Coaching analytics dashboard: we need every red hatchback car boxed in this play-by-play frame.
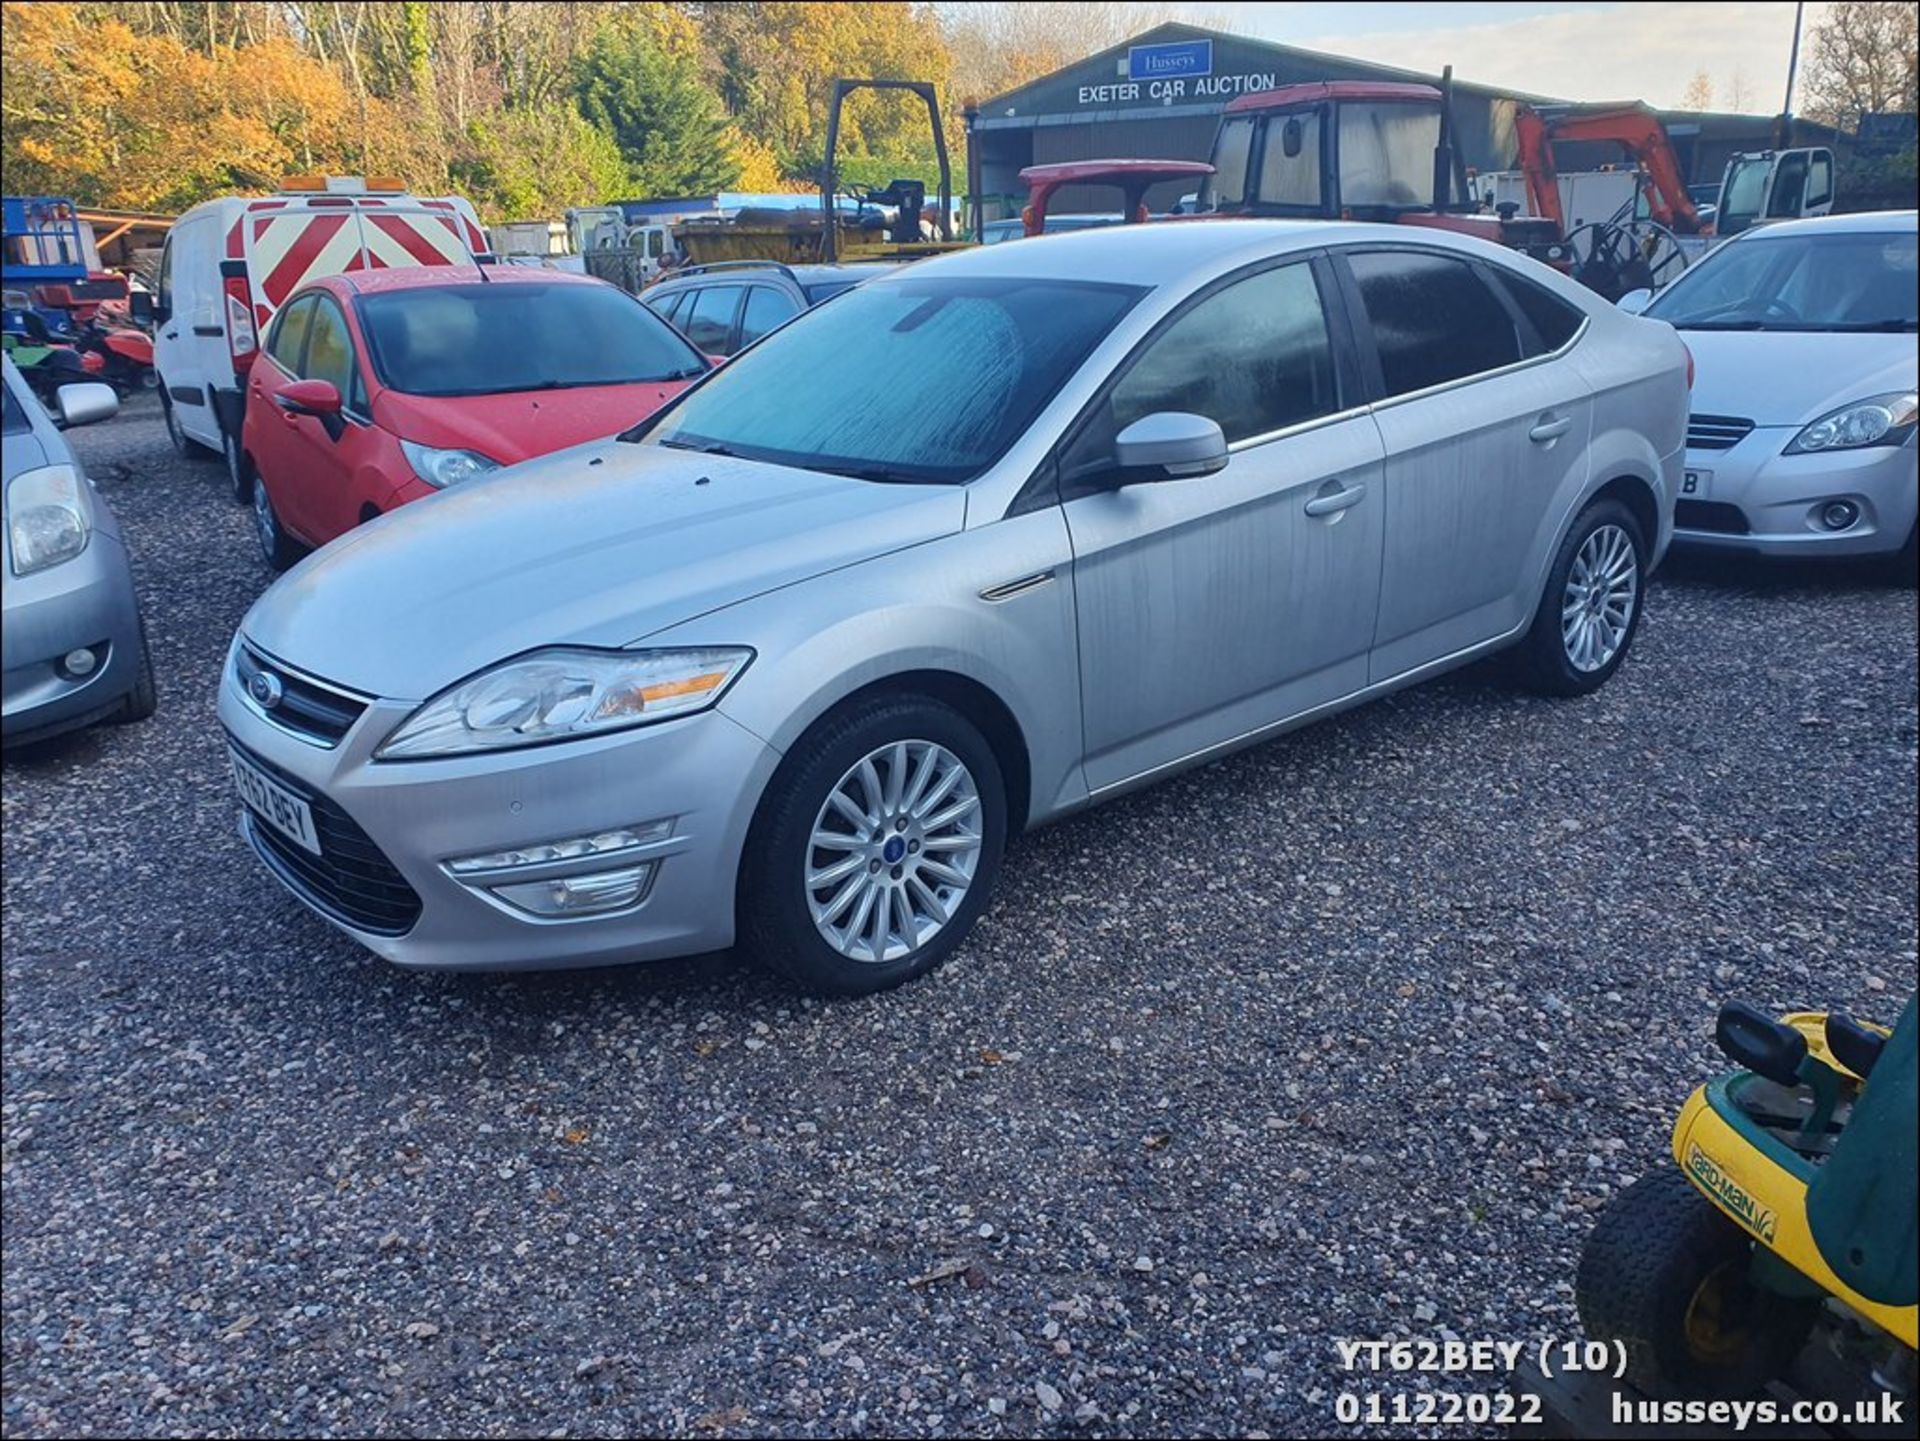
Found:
[239,265,707,567]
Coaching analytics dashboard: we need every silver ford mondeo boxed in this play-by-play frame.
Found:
[220,221,1685,994]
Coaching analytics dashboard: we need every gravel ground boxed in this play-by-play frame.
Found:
[3,395,1915,1439]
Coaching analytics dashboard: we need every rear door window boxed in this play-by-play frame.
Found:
[683,286,742,353]
[738,286,799,348]
[1346,250,1525,397]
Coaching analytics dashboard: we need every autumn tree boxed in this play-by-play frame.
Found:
[1680,70,1714,111]
[1799,0,1920,128]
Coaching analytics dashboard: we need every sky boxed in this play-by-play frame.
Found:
[1108,2,1818,112]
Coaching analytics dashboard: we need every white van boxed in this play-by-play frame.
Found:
[154,177,491,496]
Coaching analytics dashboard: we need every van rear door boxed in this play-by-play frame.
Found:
[236,197,485,335]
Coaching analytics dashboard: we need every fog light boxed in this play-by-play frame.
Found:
[59,647,98,678]
[447,820,671,875]
[488,862,655,918]
[1819,500,1860,531]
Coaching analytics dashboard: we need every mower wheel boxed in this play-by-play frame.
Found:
[1576,1167,1819,1402]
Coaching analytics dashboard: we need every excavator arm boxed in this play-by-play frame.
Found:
[1514,102,1705,235]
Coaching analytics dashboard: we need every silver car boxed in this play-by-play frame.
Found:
[220,221,1685,994]
[3,359,156,746]
[1631,210,1917,566]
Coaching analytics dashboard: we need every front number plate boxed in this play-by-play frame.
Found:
[230,747,322,856]
[1681,468,1713,499]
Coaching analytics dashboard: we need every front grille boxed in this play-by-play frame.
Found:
[1687,414,1756,450]
[233,740,422,935]
[1675,500,1751,535]
[234,643,368,747]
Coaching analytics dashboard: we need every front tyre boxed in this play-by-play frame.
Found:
[1577,1168,1819,1401]
[1515,497,1646,696]
[738,696,1007,996]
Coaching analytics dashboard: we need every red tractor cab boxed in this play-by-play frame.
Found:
[1019,159,1217,238]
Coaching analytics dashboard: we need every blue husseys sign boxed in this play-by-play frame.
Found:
[1128,39,1212,82]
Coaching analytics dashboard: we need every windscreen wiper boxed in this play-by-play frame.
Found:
[658,437,741,458]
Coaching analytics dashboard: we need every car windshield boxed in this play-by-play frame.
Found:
[357,282,706,397]
[642,275,1144,483]
[1646,229,1918,332]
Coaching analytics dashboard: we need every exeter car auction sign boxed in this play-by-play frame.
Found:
[1076,38,1278,106]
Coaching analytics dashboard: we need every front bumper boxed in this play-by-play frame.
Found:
[2,530,146,745]
[217,646,781,970]
[1671,431,1918,559]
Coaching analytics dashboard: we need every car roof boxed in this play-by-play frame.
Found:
[649,262,885,290]
[315,264,601,297]
[872,218,1452,289]
[1740,209,1918,240]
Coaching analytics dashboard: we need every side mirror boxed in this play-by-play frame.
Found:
[1616,288,1654,315]
[276,378,342,417]
[1112,412,1228,482]
[54,381,119,429]
[128,292,154,327]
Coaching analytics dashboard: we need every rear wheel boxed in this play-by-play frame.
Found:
[737,696,1007,996]
[252,474,304,572]
[1577,1168,1819,1402]
[160,393,213,460]
[1514,498,1646,696]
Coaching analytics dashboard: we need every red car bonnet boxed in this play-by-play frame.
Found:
[370,379,693,466]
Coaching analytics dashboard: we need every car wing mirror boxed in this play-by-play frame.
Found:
[276,378,345,440]
[128,292,154,327]
[1112,411,1229,482]
[54,381,119,429]
[1616,287,1654,315]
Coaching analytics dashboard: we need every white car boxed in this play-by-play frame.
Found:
[1627,210,1917,568]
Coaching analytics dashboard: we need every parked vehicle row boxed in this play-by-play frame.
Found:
[219,219,1688,994]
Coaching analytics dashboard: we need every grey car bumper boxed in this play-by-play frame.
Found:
[217,658,782,970]
[1672,432,1919,559]
[2,530,146,745]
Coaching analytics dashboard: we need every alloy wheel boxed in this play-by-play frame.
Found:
[1561,522,1638,672]
[805,739,983,964]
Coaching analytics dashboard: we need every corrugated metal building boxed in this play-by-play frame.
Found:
[962,22,1837,228]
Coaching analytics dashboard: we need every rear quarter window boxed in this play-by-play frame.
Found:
[1489,268,1587,354]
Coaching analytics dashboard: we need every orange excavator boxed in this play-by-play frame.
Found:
[1033,70,1709,299]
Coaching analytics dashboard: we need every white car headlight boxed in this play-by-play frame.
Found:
[1784,392,1918,454]
[400,439,501,489]
[7,463,93,575]
[377,647,753,759]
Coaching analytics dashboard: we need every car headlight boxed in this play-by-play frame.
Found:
[1784,392,1918,454]
[7,463,92,575]
[399,439,501,489]
[377,646,753,759]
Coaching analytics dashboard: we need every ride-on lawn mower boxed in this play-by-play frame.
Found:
[1576,996,1916,1416]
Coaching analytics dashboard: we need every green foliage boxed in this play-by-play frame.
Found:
[451,105,629,219]
[571,19,742,197]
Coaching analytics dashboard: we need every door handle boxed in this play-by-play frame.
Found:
[1529,414,1574,443]
[191,324,224,337]
[1304,482,1367,518]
